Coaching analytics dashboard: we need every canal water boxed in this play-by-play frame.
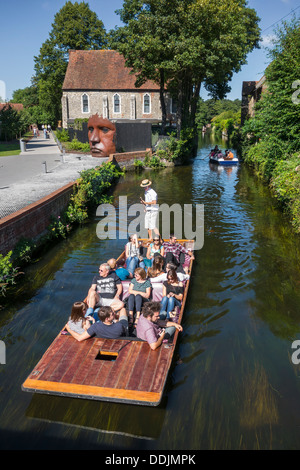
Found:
[1,133,300,450]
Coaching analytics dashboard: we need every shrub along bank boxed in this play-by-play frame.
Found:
[241,18,300,231]
[0,162,122,300]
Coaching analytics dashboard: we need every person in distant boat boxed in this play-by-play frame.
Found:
[136,301,183,350]
[163,234,194,273]
[224,149,234,160]
[65,306,128,341]
[211,145,219,156]
[85,263,124,320]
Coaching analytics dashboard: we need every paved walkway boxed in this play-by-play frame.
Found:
[0,132,107,219]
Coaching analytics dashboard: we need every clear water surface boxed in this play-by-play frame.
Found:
[1,133,300,450]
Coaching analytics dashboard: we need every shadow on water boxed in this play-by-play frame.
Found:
[2,133,300,449]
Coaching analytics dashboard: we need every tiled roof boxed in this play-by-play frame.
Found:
[62,50,160,91]
[0,103,24,112]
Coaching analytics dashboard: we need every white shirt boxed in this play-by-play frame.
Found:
[145,188,158,211]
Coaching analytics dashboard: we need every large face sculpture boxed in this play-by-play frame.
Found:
[88,114,116,158]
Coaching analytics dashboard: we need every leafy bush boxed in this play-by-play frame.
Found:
[12,238,36,264]
[52,162,122,233]
[56,128,70,142]
[67,138,90,152]
[0,251,21,296]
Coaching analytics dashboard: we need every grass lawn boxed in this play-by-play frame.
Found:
[0,133,33,156]
[0,142,21,156]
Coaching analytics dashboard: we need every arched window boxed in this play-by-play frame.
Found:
[143,93,151,114]
[82,93,89,113]
[114,94,121,113]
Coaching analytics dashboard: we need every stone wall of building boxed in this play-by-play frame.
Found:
[62,90,172,128]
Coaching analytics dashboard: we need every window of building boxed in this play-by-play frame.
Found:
[114,94,121,113]
[82,93,89,113]
[171,98,177,114]
[143,93,151,114]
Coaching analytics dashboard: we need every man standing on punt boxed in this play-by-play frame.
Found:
[140,179,160,240]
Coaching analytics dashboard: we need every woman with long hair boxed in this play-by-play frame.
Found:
[128,267,151,326]
[67,301,93,334]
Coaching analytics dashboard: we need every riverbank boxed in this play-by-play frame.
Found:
[242,147,300,233]
[0,161,122,301]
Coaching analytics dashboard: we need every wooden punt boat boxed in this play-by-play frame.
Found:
[22,239,194,407]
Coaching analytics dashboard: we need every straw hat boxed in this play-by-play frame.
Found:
[140,179,152,187]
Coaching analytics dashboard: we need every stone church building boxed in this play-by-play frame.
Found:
[61,49,175,129]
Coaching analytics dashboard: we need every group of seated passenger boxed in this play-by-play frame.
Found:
[125,233,165,274]
[64,301,183,351]
[210,145,234,160]
[63,233,193,350]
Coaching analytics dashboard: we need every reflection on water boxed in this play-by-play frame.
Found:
[1,133,300,449]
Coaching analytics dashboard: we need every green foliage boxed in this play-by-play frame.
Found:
[241,18,300,230]
[153,127,197,163]
[48,215,72,239]
[12,238,36,264]
[0,104,28,141]
[0,251,20,296]
[111,0,260,134]
[133,159,144,169]
[270,154,300,232]
[66,138,90,152]
[196,98,242,129]
[244,137,289,181]
[33,1,107,124]
[62,162,122,228]
[11,86,39,108]
[55,128,70,142]
[211,110,241,134]
[242,18,300,175]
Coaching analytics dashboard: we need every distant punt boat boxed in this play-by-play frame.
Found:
[209,152,239,166]
[22,239,194,407]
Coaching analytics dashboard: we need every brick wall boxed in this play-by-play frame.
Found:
[108,149,152,170]
[0,183,75,256]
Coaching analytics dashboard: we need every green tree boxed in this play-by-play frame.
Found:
[10,86,39,108]
[242,17,300,179]
[33,1,107,125]
[196,98,241,129]
[111,0,260,136]
[0,104,28,141]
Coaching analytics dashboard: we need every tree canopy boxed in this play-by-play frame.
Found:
[110,0,260,135]
[242,17,300,180]
[33,1,107,124]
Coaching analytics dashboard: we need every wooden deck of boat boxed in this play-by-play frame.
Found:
[22,332,179,405]
[22,239,193,406]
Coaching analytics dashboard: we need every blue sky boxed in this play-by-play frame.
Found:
[0,0,299,102]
